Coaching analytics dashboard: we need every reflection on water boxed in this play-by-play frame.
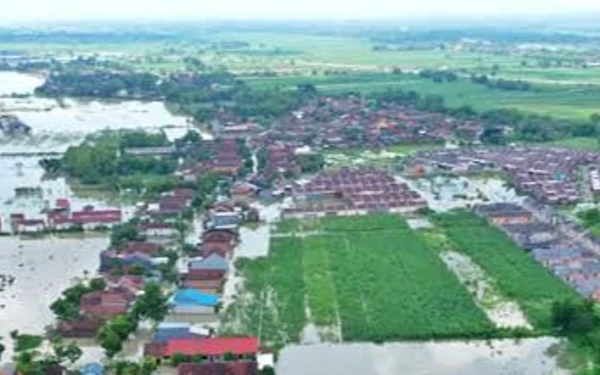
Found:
[0,71,196,152]
[277,338,567,375]
[0,236,108,361]
[0,157,130,225]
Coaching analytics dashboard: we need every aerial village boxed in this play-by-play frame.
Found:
[4,94,600,374]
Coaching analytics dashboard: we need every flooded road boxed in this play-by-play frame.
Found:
[277,338,568,375]
[0,236,108,361]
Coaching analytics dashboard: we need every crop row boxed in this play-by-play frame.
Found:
[434,210,578,330]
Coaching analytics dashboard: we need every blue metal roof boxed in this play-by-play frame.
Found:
[172,288,220,307]
[81,363,103,375]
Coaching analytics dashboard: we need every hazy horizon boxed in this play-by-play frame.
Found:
[2,0,600,23]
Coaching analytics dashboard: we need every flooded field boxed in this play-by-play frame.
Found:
[0,71,195,152]
[0,236,108,361]
[406,175,524,211]
[277,338,568,375]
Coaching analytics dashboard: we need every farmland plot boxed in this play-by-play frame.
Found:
[434,210,578,330]
[223,214,496,346]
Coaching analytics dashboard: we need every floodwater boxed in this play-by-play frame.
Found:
[0,156,133,226]
[0,71,196,152]
[277,338,568,375]
[406,176,524,212]
[441,251,531,330]
[0,236,108,361]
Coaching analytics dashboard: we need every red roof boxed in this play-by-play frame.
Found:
[72,209,122,224]
[178,361,258,375]
[56,198,71,209]
[164,337,259,357]
[121,241,163,255]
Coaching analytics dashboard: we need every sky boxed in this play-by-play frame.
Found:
[2,0,600,22]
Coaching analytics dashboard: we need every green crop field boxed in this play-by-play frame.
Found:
[433,210,578,330]
[222,215,495,347]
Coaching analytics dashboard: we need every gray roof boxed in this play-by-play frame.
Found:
[189,253,228,271]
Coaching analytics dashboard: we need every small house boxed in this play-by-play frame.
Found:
[146,336,259,360]
[140,222,177,238]
[171,288,220,315]
[15,219,46,234]
[178,361,259,375]
[207,212,241,231]
[187,254,229,280]
[80,289,135,320]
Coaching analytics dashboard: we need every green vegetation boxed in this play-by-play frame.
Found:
[433,210,578,330]
[50,280,106,321]
[550,299,600,374]
[223,215,495,347]
[13,334,43,352]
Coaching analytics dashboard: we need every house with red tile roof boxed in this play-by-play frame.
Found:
[79,289,135,320]
[72,208,122,230]
[178,361,258,375]
[57,317,103,338]
[145,337,259,360]
[120,241,164,256]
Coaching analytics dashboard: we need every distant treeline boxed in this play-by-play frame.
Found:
[369,88,600,144]
[470,75,532,91]
[36,69,318,122]
[369,28,600,45]
[0,31,189,44]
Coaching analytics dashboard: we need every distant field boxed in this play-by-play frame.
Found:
[540,137,600,151]
[3,30,600,120]
[247,72,600,121]
[222,215,495,347]
[433,211,578,330]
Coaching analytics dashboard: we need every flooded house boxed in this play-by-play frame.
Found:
[57,317,103,338]
[283,167,427,218]
[170,288,220,315]
[177,361,259,375]
[79,288,136,320]
[139,222,177,238]
[501,222,558,250]
[145,336,259,361]
[71,207,123,230]
[153,322,208,342]
[473,203,533,225]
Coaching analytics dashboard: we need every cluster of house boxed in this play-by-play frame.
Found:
[262,96,481,150]
[175,202,243,316]
[474,202,600,301]
[210,110,263,140]
[144,188,196,223]
[53,192,263,374]
[282,167,427,218]
[2,199,123,234]
[178,139,244,181]
[409,147,600,204]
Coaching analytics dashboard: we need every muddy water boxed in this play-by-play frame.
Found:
[0,71,196,152]
[277,338,567,375]
[0,156,134,227]
[0,236,108,361]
